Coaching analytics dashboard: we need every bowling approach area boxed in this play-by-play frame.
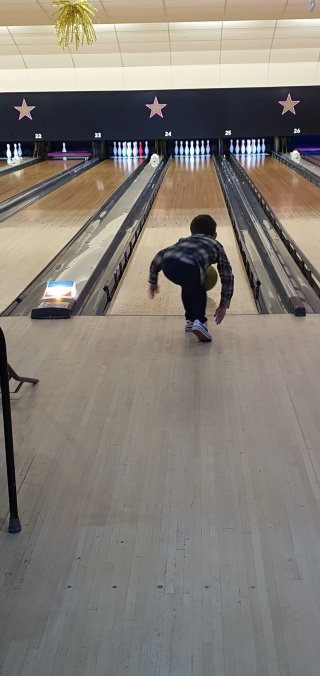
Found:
[1,145,320,676]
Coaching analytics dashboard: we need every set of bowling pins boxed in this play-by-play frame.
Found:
[6,143,23,165]
[229,138,266,155]
[113,141,149,158]
[174,140,210,157]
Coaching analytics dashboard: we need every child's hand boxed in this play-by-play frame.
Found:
[214,305,227,325]
[148,283,159,299]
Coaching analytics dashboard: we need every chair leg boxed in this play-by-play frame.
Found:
[7,363,39,394]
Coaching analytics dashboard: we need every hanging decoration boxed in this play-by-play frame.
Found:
[53,0,97,49]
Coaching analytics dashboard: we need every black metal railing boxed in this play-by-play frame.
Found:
[272,151,320,189]
[0,328,21,533]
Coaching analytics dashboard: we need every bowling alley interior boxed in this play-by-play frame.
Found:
[2,1,320,675]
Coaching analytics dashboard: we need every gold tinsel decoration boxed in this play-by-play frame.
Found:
[53,0,97,49]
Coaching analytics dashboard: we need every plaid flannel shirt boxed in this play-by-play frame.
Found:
[149,233,234,308]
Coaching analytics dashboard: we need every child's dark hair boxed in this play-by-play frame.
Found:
[190,214,217,237]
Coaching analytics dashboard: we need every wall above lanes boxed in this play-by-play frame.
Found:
[0,86,319,141]
[1,61,320,96]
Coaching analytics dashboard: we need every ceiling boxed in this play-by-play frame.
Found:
[0,0,320,68]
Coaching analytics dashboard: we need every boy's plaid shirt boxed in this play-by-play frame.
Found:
[149,233,234,308]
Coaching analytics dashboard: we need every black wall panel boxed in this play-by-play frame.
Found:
[0,86,319,141]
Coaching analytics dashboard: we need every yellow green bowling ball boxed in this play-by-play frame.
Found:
[204,266,218,291]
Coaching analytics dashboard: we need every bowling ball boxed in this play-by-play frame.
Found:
[150,153,160,167]
[204,266,218,291]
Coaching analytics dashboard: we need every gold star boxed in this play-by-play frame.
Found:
[278,93,300,116]
[14,98,35,120]
[145,96,167,119]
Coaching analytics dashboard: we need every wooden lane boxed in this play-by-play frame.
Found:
[2,314,320,675]
[0,160,81,203]
[239,154,320,272]
[0,159,137,312]
[110,157,257,317]
[0,158,34,174]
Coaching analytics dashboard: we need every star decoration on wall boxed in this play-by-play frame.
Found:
[14,98,36,120]
[145,96,167,119]
[278,93,300,116]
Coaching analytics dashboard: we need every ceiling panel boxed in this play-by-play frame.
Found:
[222,28,275,39]
[270,47,320,61]
[0,0,316,27]
[168,29,222,40]
[72,53,122,66]
[68,42,120,54]
[0,2,320,70]
[116,31,169,43]
[0,44,20,54]
[171,40,221,51]
[221,49,270,63]
[221,39,273,50]
[117,42,170,53]
[0,54,25,67]
[171,50,220,65]
[23,53,73,67]
[18,43,67,54]
[121,51,170,66]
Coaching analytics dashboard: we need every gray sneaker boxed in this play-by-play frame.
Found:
[192,320,212,342]
[185,320,208,333]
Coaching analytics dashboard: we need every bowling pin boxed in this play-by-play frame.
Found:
[174,140,179,156]
[246,139,251,155]
[200,140,205,156]
[118,141,122,156]
[127,141,132,158]
[13,143,18,158]
[185,141,189,156]
[190,140,195,157]
[138,141,143,157]
[62,142,67,153]
[133,141,138,157]
[252,139,256,154]
[235,139,240,154]
[256,139,261,154]
[122,142,127,157]
[6,144,12,163]
[144,141,149,157]
[113,142,117,156]
[195,140,200,156]
[241,140,246,155]
[180,141,184,156]
[206,140,210,155]
[261,138,266,154]
[230,139,234,153]
[18,142,22,158]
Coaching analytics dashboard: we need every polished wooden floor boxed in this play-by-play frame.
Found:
[0,159,136,313]
[0,159,80,203]
[110,158,257,317]
[0,158,34,174]
[240,154,320,270]
[1,314,320,676]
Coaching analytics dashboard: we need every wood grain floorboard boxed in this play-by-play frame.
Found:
[0,160,81,203]
[0,315,320,675]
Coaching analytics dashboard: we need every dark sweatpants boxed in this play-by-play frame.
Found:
[162,257,207,324]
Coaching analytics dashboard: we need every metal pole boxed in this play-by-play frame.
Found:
[0,328,21,533]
